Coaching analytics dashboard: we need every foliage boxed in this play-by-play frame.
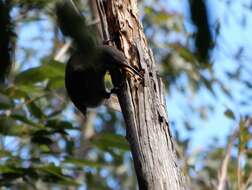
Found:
[0,0,251,189]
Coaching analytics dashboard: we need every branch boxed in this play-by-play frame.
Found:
[217,128,238,190]
[54,41,71,62]
[96,1,188,189]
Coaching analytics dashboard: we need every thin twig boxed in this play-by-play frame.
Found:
[8,93,48,115]
[217,128,239,190]
[245,172,252,189]
[240,117,252,190]
[237,150,242,190]
[54,41,71,62]
[237,117,251,190]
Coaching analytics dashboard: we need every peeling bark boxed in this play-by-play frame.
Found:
[96,0,188,189]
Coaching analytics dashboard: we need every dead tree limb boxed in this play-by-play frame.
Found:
[96,1,188,189]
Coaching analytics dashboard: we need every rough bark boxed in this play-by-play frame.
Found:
[96,0,188,189]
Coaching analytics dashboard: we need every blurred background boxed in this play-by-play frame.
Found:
[0,0,251,189]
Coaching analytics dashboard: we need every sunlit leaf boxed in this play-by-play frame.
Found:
[46,119,74,130]
[37,164,79,186]
[63,157,106,168]
[15,62,65,85]
[91,133,129,151]
[11,113,38,127]
[224,109,235,120]
[170,43,197,63]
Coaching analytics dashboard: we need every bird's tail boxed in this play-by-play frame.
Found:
[55,0,96,53]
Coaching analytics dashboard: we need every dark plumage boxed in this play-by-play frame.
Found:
[56,1,128,115]
[64,45,126,115]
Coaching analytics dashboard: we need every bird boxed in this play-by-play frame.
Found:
[55,0,142,115]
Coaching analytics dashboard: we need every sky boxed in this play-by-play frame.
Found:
[1,1,249,189]
[14,0,252,153]
[166,0,252,151]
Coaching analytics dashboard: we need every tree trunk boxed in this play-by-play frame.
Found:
[96,0,188,189]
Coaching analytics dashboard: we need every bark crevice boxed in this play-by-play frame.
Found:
[96,0,188,189]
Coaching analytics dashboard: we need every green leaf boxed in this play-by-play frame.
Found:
[170,43,197,63]
[15,61,65,85]
[238,119,249,151]
[224,109,235,120]
[47,77,65,89]
[46,119,74,130]
[0,150,12,158]
[37,164,79,186]
[0,93,13,109]
[11,113,38,127]
[91,133,129,151]
[154,11,171,24]
[0,117,17,135]
[3,85,43,99]
[0,123,31,136]
[27,100,45,119]
[16,84,44,97]
[0,165,17,173]
[63,157,106,168]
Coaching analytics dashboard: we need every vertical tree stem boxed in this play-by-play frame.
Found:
[97,0,188,189]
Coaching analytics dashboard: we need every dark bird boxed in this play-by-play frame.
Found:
[56,1,142,115]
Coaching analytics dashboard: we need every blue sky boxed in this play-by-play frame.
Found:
[15,0,252,152]
[165,0,252,151]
